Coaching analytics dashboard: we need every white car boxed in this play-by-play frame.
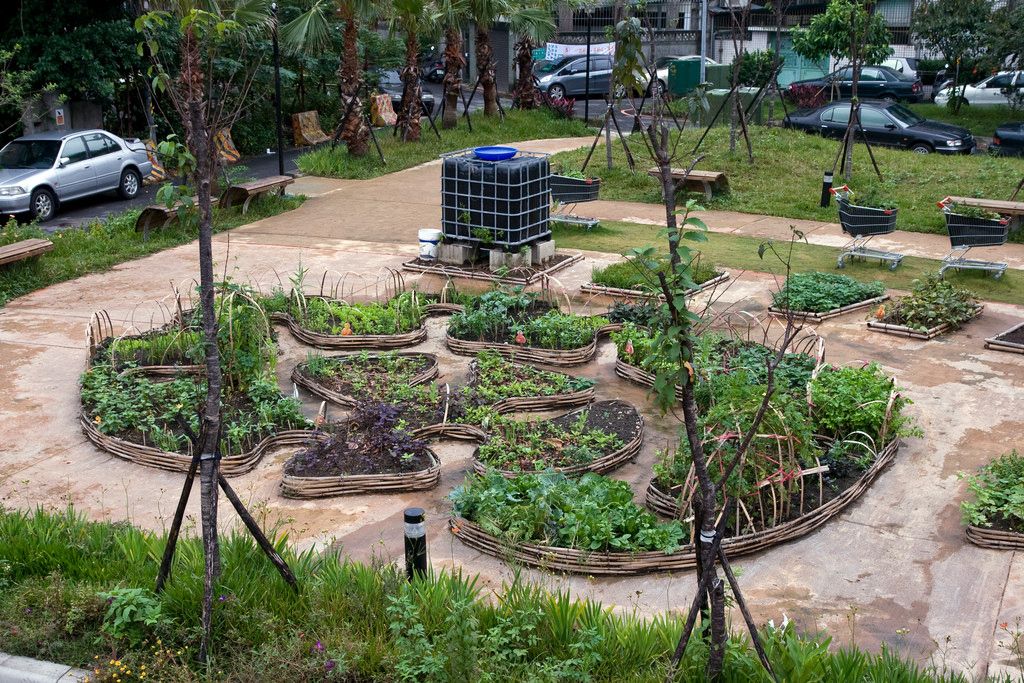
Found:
[934,71,1024,106]
[650,55,718,96]
[882,57,919,80]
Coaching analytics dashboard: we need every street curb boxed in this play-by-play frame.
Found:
[0,653,90,682]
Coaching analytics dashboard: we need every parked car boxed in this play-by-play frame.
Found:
[535,55,614,99]
[0,129,152,222]
[882,57,920,80]
[783,100,975,154]
[788,65,923,102]
[374,69,435,115]
[934,71,1024,107]
[649,55,719,95]
[990,122,1024,156]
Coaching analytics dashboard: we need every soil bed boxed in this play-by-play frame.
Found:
[985,321,1024,354]
[292,353,438,407]
[401,252,583,286]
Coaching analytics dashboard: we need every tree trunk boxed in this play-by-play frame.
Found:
[398,31,423,141]
[179,25,223,664]
[339,3,369,157]
[512,36,539,109]
[442,26,465,129]
[476,26,499,116]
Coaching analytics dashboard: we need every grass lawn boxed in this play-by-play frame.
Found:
[553,220,1023,305]
[908,102,1024,137]
[297,109,590,179]
[549,125,1024,239]
[0,194,304,307]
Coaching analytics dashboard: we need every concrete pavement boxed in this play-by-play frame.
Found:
[0,136,1022,679]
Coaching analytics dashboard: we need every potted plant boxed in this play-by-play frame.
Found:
[835,186,898,234]
[549,167,601,202]
[938,199,1011,245]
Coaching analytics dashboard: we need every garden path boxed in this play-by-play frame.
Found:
[0,136,1022,679]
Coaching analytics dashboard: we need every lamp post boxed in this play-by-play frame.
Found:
[699,0,708,84]
[584,9,593,122]
[271,2,286,177]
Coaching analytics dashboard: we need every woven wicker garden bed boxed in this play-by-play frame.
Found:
[985,321,1024,354]
[401,252,584,286]
[580,271,730,301]
[467,358,596,413]
[271,311,427,350]
[450,438,900,575]
[446,332,599,367]
[965,525,1024,550]
[867,305,983,340]
[614,357,684,401]
[280,448,441,498]
[769,294,889,324]
[291,353,440,407]
[80,415,315,477]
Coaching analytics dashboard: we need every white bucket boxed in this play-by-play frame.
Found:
[418,228,442,260]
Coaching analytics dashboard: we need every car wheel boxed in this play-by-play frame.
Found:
[649,80,666,97]
[547,83,566,100]
[910,142,933,154]
[118,168,142,199]
[879,92,897,103]
[30,188,57,222]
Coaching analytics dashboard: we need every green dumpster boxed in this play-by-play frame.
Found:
[704,64,733,90]
[668,59,701,96]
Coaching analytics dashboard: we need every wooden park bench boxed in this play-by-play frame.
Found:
[219,175,294,214]
[292,111,330,147]
[0,238,54,267]
[134,197,198,237]
[647,167,729,200]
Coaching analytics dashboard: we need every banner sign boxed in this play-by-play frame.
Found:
[544,42,615,61]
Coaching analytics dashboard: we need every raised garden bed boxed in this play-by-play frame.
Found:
[550,174,601,202]
[471,400,643,477]
[87,310,205,377]
[445,289,611,367]
[984,321,1024,354]
[961,450,1024,550]
[292,352,439,407]
[965,525,1024,550]
[867,276,981,340]
[467,352,596,413]
[402,252,584,286]
[768,272,888,324]
[580,254,727,301]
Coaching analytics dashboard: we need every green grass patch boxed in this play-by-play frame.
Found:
[550,125,1024,239]
[297,109,590,179]
[907,103,1024,137]
[552,220,1024,305]
[591,255,719,292]
[0,194,305,308]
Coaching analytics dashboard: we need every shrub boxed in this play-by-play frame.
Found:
[735,50,777,88]
[960,451,1024,533]
[773,272,885,313]
[785,83,827,108]
[877,276,978,332]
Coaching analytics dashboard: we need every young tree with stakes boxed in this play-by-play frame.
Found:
[136,0,298,663]
[390,0,430,141]
[614,23,804,682]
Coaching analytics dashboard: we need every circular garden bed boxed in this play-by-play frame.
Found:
[292,352,440,407]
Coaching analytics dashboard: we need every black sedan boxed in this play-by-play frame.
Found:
[990,123,1024,157]
[783,100,975,155]
[788,65,923,103]
[373,69,435,116]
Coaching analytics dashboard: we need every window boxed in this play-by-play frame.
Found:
[861,68,884,81]
[833,67,853,81]
[858,107,890,127]
[62,136,89,164]
[830,104,851,124]
[84,133,119,157]
[986,74,1012,89]
[564,59,585,74]
[592,57,612,71]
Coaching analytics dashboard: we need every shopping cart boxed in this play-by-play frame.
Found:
[549,173,600,230]
[831,186,904,270]
[937,197,1010,279]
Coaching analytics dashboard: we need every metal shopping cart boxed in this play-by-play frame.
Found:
[831,186,904,270]
[549,173,601,230]
[937,197,1010,279]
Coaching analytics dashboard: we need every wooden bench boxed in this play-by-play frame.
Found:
[647,168,729,200]
[220,175,295,214]
[0,238,54,267]
[134,197,198,237]
[943,196,1024,218]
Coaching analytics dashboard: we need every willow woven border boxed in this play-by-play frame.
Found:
[614,358,684,401]
[768,294,889,324]
[446,333,598,367]
[451,438,900,575]
[401,252,585,286]
[985,321,1024,354]
[412,423,488,441]
[965,525,1024,550]
[80,415,316,477]
[467,359,596,413]
[579,271,730,301]
[424,303,465,316]
[118,364,205,378]
[867,306,983,340]
[291,353,440,407]
[471,409,644,478]
[270,312,428,350]
[280,449,441,498]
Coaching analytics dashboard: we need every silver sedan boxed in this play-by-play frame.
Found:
[0,129,153,222]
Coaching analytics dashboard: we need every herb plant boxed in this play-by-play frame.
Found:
[960,451,1024,533]
[946,202,1003,221]
[773,272,885,313]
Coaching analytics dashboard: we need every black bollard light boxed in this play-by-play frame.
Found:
[404,507,427,580]
[820,171,834,208]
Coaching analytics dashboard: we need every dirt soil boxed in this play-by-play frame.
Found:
[295,354,434,400]
[551,399,642,444]
[993,323,1024,346]
[284,425,433,478]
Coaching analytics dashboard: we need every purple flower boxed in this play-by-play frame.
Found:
[324,660,336,672]
[315,640,324,651]
[218,594,227,602]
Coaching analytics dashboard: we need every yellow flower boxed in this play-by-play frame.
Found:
[94,415,102,424]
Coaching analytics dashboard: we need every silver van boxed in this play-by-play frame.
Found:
[536,56,614,100]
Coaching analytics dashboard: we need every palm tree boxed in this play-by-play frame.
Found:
[389,0,431,140]
[282,0,375,156]
[510,0,565,109]
[435,0,469,128]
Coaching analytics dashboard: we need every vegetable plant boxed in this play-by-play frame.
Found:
[960,451,1024,533]
[875,276,978,332]
[591,255,719,293]
[772,272,884,313]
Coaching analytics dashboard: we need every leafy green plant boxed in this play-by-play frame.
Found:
[98,588,166,646]
[471,351,593,403]
[773,272,885,313]
[850,188,897,211]
[268,290,425,336]
[810,363,915,444]
[946,202,1004,221]
[960,450,1024,533]
[877,276,978,332]
[591,255,719,293]
[475,408,624,472]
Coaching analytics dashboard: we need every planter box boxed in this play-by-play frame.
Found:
[580,271,730,301]
[838,200,897,236]
[401,251,583,286]
[280,449,441,498]
[769,294,889,324]
[944,212,1009,247]
[550,175,601,203]
[867,305,983,340]
[984,321,1024,354]
[965,524,1024,551]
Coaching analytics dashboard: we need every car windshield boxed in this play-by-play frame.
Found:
[886,103,925,126]
[378,70,402,86]
[536,59,563,73]
[0,140,61,170]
